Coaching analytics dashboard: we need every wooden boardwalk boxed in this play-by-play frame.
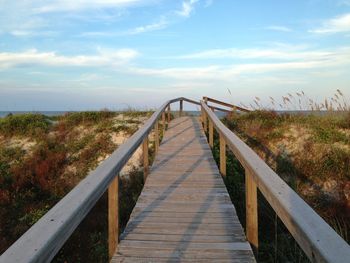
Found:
[2,98,348,263]
[112,116,255,262]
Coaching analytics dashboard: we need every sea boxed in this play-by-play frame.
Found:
[0,110,342,119]
[0,111,68,118]
[0,111,206,118]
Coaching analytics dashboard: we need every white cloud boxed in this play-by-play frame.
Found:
[79,18,167,37]
[32,0,148,13]
[0,0,154,37]
[176,0,199,17]
[10,30,58,37]
[126,46,350,80]
[0,48,138,69]
[310,13,350,34]
[128,18,167,34]
[265,25,292,32]
[173,46,334,61]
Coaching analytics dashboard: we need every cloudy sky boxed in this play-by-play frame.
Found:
[0,0,349,110]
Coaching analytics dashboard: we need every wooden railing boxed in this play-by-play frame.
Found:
[203,96,250,112]
[3,96,348,263]
[0,97,229,263]
[201,101,350,263]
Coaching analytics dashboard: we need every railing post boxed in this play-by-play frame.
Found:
[180,99,183,117]
[108,176,119,260]
[167,105,171,123]
[162,111,166,135]
[219,133,226,177]
[209,119,214,148]
[203,111,207,133]
[143,137,149,180]
[245,169,258,253]
[155,121,159,154]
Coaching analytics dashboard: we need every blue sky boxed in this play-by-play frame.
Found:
[0,0,350,110]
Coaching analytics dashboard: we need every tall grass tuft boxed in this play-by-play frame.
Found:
[236,89,350,112]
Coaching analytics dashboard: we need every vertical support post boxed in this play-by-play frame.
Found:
[209,119,214,148]
[180,100,183,117]
[246,169,258,253]
[155,121,159,154]
[219,133,226,177]
[167,105,171,123]
[108,176,119,260]
[162,112,166,135]
[201,106,204,123]
[203,109,207,133]
[204,96,208,104]
[143,137,149,180]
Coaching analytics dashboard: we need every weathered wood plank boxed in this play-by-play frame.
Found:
[113,116,254,262]
[115,248,254,260]
[112,258,253,263]
[112,257,252,263]
[0,99,193,263]
[245,169,258,252]
[120,233,246,243]
[220,133,226,177]
[129,211,238,220]
[201,101,350,263]
[108,176,119,260]
[142,137,149,180]
[118,240,251,250]
[154,121,159,154]
[180,99,183,116]
[209,119,214,148]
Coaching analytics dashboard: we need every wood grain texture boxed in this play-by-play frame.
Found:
[220,133,226,177]
[155,121,159,154]
[162,112,166,136]
[112,116,255,262]
[203,96,250,112]
[201,101,350,263]
[209,119,214,148]
[167,105,171,123]
[143,137,149,180]
[202,109,207,133]
[108,176,119,260]
[180,100,183,117]
[245,170,258,252]
[0,97,196,263]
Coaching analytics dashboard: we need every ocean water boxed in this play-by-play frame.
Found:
[0,110,343,119]
[0,111,68,118]
[0,111,205,118]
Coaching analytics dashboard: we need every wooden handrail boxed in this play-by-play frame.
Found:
[0,97,200,263]
[201,101,350,263]
[203,96,250,112]
[181,97,231,113]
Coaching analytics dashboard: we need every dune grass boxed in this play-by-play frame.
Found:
[0,109,153,260]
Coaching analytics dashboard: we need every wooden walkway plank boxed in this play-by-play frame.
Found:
[112,116,255,262]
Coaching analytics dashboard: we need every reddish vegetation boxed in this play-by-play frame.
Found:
[224,110,350,243]
[0,111,151,257]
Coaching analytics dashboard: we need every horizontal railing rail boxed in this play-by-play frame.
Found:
[181,97,231,113]
[0,97,200,263]
[203,96,250,112]
[201,101,350,263]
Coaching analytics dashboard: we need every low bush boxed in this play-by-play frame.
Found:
[62,111,116,127]
[0,114,50,138]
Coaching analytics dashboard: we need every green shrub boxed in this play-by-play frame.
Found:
[122,109,154,118]
[0,114,50,138]
[313,126,349,144]
[62,111,116,127]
